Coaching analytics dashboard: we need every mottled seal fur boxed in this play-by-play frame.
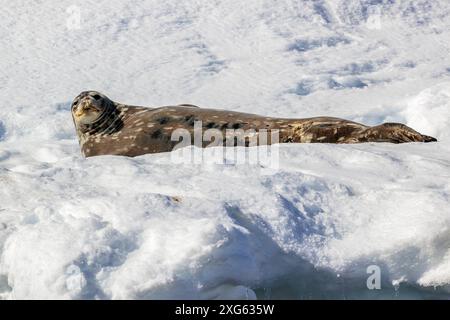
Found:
[71,91,437,158]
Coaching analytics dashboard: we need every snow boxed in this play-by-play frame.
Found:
[1,0,450,299]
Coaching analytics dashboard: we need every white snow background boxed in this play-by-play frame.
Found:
[1,0,450,299]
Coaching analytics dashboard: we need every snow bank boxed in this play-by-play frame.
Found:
[1,141,449,299]
[403,83,450,142]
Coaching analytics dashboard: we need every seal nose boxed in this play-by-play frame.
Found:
[75,98,93,116]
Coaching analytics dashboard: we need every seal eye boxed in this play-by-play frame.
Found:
[92,94,101,100]
[72,100,78,109]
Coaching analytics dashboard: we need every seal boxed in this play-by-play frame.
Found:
[71,91,437,158]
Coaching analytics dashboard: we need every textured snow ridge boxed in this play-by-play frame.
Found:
[1,0,450,299]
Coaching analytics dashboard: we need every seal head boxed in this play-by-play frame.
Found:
[71,91,126,154]
[71,91,122,135]
[71,91,114,125]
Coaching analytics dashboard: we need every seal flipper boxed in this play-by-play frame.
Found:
[356,123,437,143]
[421,135,438,143]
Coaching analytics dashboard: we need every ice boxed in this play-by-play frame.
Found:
[0,0,450,299]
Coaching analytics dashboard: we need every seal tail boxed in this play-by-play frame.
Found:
[421,134,438,143]
[357,123,437,143]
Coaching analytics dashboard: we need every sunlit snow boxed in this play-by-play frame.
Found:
[1,0,450,299]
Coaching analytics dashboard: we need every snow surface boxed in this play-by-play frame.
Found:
[1,0,450,299]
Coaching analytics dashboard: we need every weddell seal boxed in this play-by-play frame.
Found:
[71,91,437,158]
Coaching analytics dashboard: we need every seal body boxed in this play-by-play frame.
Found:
[71,91,437,158]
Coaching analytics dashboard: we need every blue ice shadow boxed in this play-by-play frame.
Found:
[288,36,350,53]
[0,121,5,141]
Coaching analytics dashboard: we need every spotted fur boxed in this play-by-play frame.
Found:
[71,91,437,158]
